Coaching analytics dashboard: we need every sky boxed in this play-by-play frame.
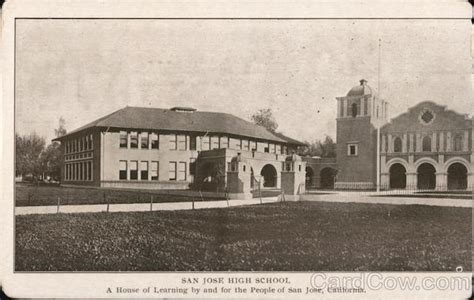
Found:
[15,19,473,143]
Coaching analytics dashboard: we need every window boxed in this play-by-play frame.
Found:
[177,135,186,150]
[84,161,88,181]
[242,140,249,151]
[220,137,229,149]
[422,136,431,152]
[270,144,276,153]
[230,138,241,149]
[250,141,257,152]
[150,133,159,149]
[130,161,138,180]
[169,134,177,150]
[347,144,358,156]
[84,136,89,150]
[454,134,463,151]
[276,144,281,154]
[88,161,92,181]
[89,134,93,149]
[130,132,138,148]
[202,136,210,150]
[211,136,219,149]
[393,137,402,153]
[178,162,187,181]
[282,146,287,155]
[264,143,270,153]
[140,132,149,149]
[151,161,159,180]
[351,103,358,117]
[140,161,148,180]
[120,131,128,148]
[169,162,177,181]
[79,162,83,180]
[190,158,196,175]
[190,136,197,150]
[119,161,127,180]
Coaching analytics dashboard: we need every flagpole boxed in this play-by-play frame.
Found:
[376,38,381,192]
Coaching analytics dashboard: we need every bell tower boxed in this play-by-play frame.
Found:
[335,79,388,190]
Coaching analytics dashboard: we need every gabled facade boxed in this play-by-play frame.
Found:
[380,101,473,190]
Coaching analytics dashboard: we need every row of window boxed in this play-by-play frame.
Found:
[388,134,467,153]
[65,152,93,161]
[65,161,93,181]
[120,131,160,149]
[118,160,188,181]
[118,131,292,154]
[119,160,159,180]
[65,134,94,154]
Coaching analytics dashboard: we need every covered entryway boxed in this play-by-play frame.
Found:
[320,167,336,189]
[389,163,406,189]
[260,164,277,188]
[305,167,314,188]
[447,163,468,190]
[417,163,436,190]
[200,162,224,191]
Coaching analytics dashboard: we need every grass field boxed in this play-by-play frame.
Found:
[15,201,471,271]
[15,184,227,207]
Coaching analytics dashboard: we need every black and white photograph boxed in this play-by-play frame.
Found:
[1,0,473,298]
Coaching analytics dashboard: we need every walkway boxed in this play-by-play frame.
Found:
[15,197,280,215]
[15,191,472,216]
[301,192,472,208]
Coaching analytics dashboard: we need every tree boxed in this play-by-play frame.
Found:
[251,108,278,132]
[320,135,336,158]
[43,117,68,180]
[15,132,46,179]
[40,142,62,180]
[299,135,336,158]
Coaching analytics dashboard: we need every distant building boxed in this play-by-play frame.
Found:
[330,79,473,191]
[53,106,304,191]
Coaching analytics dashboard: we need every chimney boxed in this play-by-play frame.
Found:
[360,79,368,86]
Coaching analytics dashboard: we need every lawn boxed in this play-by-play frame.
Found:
[15,201,471,272]
[15,184,226,207]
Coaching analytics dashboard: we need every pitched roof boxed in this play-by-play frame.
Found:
[54,106,304,145]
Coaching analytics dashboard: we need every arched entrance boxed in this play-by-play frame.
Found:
[389,163,406,189]
[200,162,222,191]
[447,163,468,190]
[260,164,277,188]
[417,163,436,190]
[305,167,314,188]
[320,167,336,189]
